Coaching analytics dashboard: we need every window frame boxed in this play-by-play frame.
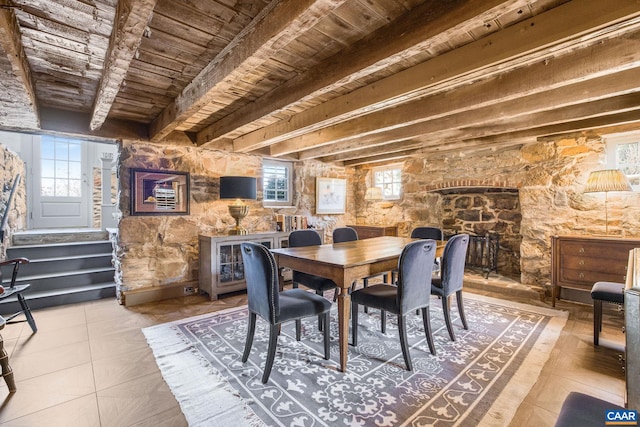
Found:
[605,132,640,191]
[262,159,294,207]
[371,163,403,200]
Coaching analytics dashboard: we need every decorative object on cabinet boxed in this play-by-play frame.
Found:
[364,186,383,224]
[583,169,632,235]
[316,178,346,214]
[346,224,397,240]
[551,235,640,306]
[220,176,257,235]
[131,168,189,215]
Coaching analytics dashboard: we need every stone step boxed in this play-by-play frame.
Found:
[11,229,109,245]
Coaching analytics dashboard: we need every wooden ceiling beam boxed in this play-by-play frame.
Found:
[231,0,640,153]
[272,33,640,158]
[149,0,347,142]
[318,92,640,163]
[0,0,39,128]
[89,0,158,131]
[198,0,524,147]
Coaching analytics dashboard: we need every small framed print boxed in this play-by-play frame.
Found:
[316,177,346,214]
[131,168,190,215]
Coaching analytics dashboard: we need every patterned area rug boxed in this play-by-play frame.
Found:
[143,293,567,427]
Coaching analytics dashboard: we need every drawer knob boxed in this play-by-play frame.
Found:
[579,247,585,253]
[579,260,585,266]
[579,272,585,279]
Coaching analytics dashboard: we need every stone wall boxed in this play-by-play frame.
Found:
[0,144,27,258]
[115,139,354,301]
[353,134,640,291]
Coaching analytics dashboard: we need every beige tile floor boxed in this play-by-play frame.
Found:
[0,280,626,427]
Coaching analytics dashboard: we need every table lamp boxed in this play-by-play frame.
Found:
[220,176,257,235]
[583,169,632,235]
[365,186,383,225]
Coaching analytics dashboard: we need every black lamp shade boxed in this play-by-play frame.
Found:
[220,176,257,200]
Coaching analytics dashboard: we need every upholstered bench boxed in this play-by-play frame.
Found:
[591,281,625,346]
[555,392,623,427]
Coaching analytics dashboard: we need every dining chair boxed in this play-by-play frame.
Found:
[240,242,331,384]
[288,229,338,296]
[333,226,388,312]
[351,239,438,371]
[287,229,338,329]
[431,233,470,341]
[0,257,37,333]
[411,226,444,273]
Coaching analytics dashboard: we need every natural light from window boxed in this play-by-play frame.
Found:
[263,159,293,206]
[372,164,402,200]
[605,132,640,191]
[40,135,82,197]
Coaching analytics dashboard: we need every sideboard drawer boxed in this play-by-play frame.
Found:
[551,235,640,306]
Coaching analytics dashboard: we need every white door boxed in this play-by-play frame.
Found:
[32,136,90,228]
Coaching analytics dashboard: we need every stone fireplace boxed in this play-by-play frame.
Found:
[435,187,522,278]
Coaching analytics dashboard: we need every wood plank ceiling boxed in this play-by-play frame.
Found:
[1,0,640,166]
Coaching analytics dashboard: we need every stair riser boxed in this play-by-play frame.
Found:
[1,255,113,277]
[4,270,115,292]
[7,242,113,259]
[0,286,116,314]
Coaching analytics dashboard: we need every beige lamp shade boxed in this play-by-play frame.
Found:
[583,169,632,235]
[583,169,632,193]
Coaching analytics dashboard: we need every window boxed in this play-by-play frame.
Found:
[605,132,640,191]
[40,135,82,197]
[263,159,293,206]
[372,164,402,200]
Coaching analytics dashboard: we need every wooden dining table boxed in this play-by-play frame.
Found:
[271,235,446,372]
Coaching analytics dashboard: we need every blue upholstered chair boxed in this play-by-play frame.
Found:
[332,226,358,244]
[240,242,331,384]
[431,233,470,341]
[351,239,438,371]
[288,230,338,296]
[591,281,624,346]
[332,227,388,303]
[410,226,444,240]
[411,226,444,274]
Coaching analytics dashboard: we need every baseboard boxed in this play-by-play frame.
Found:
[122,281,199,306]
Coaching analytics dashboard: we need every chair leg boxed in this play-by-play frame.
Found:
[363,279,368,313]
[262,324,279,384]
[442,295,456,341]
[323,312,330,360]
[421,307,436,355]
[456,290,468,330]
[317,290,324,331]
[351,300,358,346]
[295,319,301,341]
[381,310,386,334]
[17,294,37,333]
[594,299,602,346]
[242,313,257,362]
[398,315,412,371]
[0,333,16,393]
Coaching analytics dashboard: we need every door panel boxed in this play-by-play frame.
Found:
[32,136,89,228]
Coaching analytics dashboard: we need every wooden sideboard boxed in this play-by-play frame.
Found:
[551,235,640,306]
[347,225,397,240]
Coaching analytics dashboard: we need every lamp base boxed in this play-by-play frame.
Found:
[228,205,249,235]
[229,226,248,235]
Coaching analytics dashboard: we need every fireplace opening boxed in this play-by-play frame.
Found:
[439,189,521,279]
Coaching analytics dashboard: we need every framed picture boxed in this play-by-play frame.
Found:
[131,168,190,215]
[316,177,346,214]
